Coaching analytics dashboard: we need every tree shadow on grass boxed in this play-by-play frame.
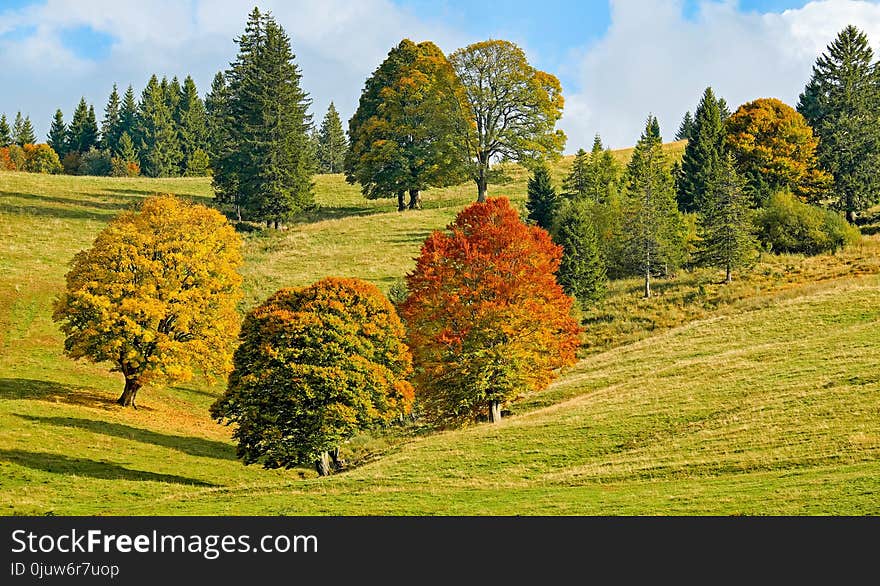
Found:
[0,449,215,486]
[0,191,137,222]
[14,414,237,461]
[387,228,434,244]
[0,378,134,411]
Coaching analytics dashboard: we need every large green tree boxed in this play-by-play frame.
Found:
[13,112,36,146]
[346,39,468,210]
[214,8,315,227]
[622,116,685,298]
[525,163,558,231]
[563,134,619,203]
[555,199,607,307]
[798,25,880,222]
[101,84,122,153]
[697,154,757,283]
[675,111,696,141]
[137,74,183,177]
[176,75,209,176]
[316,102,347,174]
[47,109,67,157]
[67,98,99,154]
[676,87,726,213]
[119,85,138,152]
[450,39,566,202]
[0,114,11,147]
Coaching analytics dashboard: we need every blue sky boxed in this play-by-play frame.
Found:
[1,0,879,150]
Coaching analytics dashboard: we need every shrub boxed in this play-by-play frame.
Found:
[80,147,112,176]
[756,190,860,255]
[0,147,16,171]
[6,145,26,171]
[62,151,82,175]
[110,156,140,177]
[23,144,62,174]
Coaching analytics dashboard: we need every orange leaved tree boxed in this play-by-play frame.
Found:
[399,197,581,426]
[211,278,415,475]
[52,195,243,408]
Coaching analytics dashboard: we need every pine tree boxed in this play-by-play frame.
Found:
[137,74,183,177]
[101,84,122,153]
[798,25,880,222]
[317,102,347,173]
[216,8,315,226]
[697,154,757,283]
[16,115,36,146]
[164,76,182,116]
[119,85,138,152]
[526,163,558,231]
[86,106,99,148]
[675,111,695,141]
[677,87,726,213]
[12,112,24,145]
[563,148,590,199]
[622,116,686,298]
[117,132,138,163]
[67,98,98,153]
[47,109,67,157]
[555,200,607,306]
[0,114,11,147]
[176,75,209,176]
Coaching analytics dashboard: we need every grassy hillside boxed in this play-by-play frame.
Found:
[1,147,878,515]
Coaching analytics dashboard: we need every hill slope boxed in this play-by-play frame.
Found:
[1,151,878,515]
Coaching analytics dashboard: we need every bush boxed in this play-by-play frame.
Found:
[757,190,860,255]
[23,144,63,174]
[0,147,17,171]
[80,148,112,176]
[110,157,140,177]
[5,145,26,171]
[62,152,82,175]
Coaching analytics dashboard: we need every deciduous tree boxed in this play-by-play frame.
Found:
[53,195,243,408]
[399,197,581,426]
[211,278,414,475]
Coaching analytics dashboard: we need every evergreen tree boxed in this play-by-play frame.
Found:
[697,153,757,283]
[86,105,99,147]
[176,75,209,176]
[216,8,315,225]
[119,85,138,152]
[798,25,880,222]
[47,109,67,157]
[205,72,229,165]
[317,102,347,173]
[117,132,139,163]
[0,114,11,147]
[718,98,731,122]
[563,148,590,198]
[675,111,695,141]
[137,74,183,177]
[164,76,182,116]
[67,98,98,153]
[677,87,726,213]
[562,136,620,203]
[622,116,686,298]
[525,163,558,231]
[101,84,122,153]
[16,115,36,146]
[12,112,24,145]
[555,200,607,306]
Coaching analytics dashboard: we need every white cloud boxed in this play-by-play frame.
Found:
[560,0,880,150]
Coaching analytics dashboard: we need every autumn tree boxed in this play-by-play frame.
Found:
[450,40,566,202]
[399,197,581,426]
[526,163,558,231]
[317,102,347,173]
[211,278,414,476]
[555,199,607,306]
[697,154,757,283]
[798,25,880,222]
[676,87,726,212]
[53,195,243,408]
[725,98,831,203]
[346,39,468,210]
[622,116,685,298]
[47,110,67,157]
[23,144,62,174]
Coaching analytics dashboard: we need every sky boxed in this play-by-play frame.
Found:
[2,0,880,151]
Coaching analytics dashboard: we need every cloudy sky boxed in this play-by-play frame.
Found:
[1,0,880,151]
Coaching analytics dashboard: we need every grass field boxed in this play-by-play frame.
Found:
[1,144,878,515]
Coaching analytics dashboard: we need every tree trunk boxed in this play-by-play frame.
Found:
[407,188,422,210]
[397,191,406,212]
[117,377,141,409]
[726,263,732,284]
[273,220,279,230]
[488,400,501,423]
[330,448,345,471]
[315,451,331,476]
[644,270,651,298]
[235,204,241,223]
[846,209,854,224]
[476,172,488,203]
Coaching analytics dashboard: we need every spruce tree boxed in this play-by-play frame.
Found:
[176,75,209,176]
[0,114,11,147]
[117,132,139,165]
[119,85,138,152]
[677,87,726,213]
[526,163,558,231]
[622,116,685,298]
[16,115,36,146]
[563,148,590,199]
[798,25,880,222]
[86,106,99,148]
[317,102,347,173]
[675,111,695,141]
[137,74,183,177]
[67,98,98,154]
[12,112,23,144]
[555,200,607,306]
[47,109,67,157]
[697,153,757,283]
[101,84,122,153]
[584,134,620,203]
[217,8,315,225]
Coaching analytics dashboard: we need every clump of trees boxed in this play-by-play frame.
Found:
[399,197,581,426]
[211,278,414,475]
[53,195,243,408]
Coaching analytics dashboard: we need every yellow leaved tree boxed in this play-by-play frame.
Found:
[52,195,243,408]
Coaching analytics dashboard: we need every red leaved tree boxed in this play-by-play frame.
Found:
[399,197,581,426]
